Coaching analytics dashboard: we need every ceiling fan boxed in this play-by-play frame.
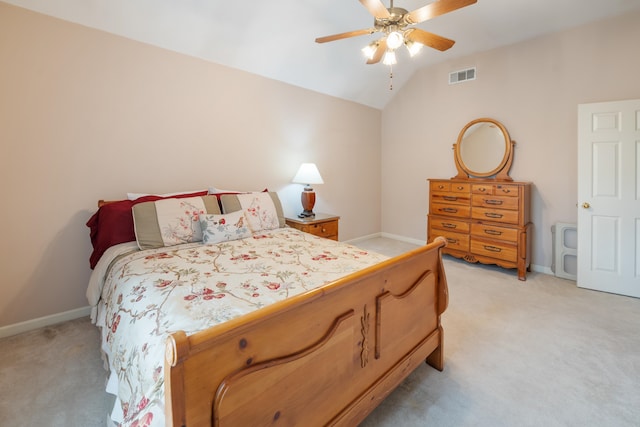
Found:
[316,0,477,65]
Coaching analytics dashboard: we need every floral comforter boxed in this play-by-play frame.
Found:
[89,227,388,427]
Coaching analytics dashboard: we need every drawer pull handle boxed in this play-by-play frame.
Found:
[478,188,487,192]
[484,199,503,205]
[322,228,326,233]
[446,238,458,244]
[485,212,503,219]
[438,185,445,189]
[484,245,502,253]
[442,208,458,213]
[443,196,458,201]
[442,223,457,229]
[456,186,465,190]
[484,229,502,236]
[501,189,511,194]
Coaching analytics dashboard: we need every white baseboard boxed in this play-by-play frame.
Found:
[379,232,426,246]
[531,263,553,276]
[0,306,92,339]
[344,232,382,244]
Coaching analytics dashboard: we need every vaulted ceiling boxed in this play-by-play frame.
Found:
[6,0,640,109]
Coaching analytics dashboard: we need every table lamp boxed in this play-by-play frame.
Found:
[292,163,324,218]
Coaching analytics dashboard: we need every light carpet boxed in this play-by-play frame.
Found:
[1,238,639,426]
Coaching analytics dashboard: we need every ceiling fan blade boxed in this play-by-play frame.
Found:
[404,0,477,25]
[359,0,391,19]
[405,28,455,51]
[315,28,375,43]
[366,39,387,64]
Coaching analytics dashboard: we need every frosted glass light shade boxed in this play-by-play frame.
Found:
[383,50,397,66]
[292,163,324,185]
[387,31,403,50]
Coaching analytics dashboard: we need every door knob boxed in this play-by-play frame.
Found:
[582,202,590,209]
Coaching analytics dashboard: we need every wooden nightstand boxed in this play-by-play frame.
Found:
[285,213,340,241]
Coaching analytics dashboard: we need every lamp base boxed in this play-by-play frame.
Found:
[299,188,316,218]
[298,210,316,218]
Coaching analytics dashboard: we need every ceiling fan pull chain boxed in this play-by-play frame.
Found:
[389,66,393,91]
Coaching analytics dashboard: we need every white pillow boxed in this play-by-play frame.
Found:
[200,211,252,244]
[154,197,207,246]
[237,192,280,232]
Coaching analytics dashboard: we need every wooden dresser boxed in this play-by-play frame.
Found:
[427,179,532,280]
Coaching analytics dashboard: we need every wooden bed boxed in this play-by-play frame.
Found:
[89,194,448,426]
[164,237,448,426]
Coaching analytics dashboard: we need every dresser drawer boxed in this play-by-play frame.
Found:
[470,223,518,243]
[430,217,470,233]
[472,207,519,224]
[472,184,519,197]
[432,193,470,206]
[431,203,471,218]
[430,228,469,252]
[431,181,470,194]
[303,221,338,239]
[471,238,517,263]
[472,194,519,210]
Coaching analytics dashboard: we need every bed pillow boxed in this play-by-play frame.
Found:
[199,211,252,244]
[220,191,285,233]
[208,187,268,211]
[132,195,221,250]
[86,190,209,268]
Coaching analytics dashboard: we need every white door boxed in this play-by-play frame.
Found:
[577,99,640,298]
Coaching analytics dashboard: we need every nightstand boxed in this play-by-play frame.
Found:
[285,213,340,241]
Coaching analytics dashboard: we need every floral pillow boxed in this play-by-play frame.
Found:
[132,195,220,250]
[236,192,280,232]
[200,211,252,244]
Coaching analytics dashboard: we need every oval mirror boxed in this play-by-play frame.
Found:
[453,118,514,181]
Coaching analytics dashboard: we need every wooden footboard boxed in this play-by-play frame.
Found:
[165,237,448,426]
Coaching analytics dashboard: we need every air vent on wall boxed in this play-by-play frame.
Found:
[449,67,476,84]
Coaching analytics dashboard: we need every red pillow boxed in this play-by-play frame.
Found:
[86,191,208,268]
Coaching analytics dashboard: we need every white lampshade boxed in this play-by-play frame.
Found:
[292,163,324,185]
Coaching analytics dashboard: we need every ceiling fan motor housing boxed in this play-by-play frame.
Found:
[374,7,409,30]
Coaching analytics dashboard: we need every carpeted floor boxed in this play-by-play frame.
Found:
[1,238,639,426]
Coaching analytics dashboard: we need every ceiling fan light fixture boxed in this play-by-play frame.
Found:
[382,50,397,66]
[406,40,423,57]
[386,30,404,50]
[362,42,378,60]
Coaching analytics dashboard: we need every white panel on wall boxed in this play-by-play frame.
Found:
[592,141,619,197]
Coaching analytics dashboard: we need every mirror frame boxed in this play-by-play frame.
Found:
[453,118,514,181]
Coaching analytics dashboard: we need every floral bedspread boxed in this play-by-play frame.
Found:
[93,227,387,427]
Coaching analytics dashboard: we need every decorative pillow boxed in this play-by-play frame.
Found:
[200,211,252,244]
[132,195,221,250]
[208,187,268,211]
[127,189,207,201]
[220,192,285,228]
[86,190,209,268]
[235,192,280,232]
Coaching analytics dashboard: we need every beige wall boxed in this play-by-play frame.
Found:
[381,11,640,270]
[0,3,382,326]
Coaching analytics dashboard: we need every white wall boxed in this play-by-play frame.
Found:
[381,11,640,270]
[0,3,382,327]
